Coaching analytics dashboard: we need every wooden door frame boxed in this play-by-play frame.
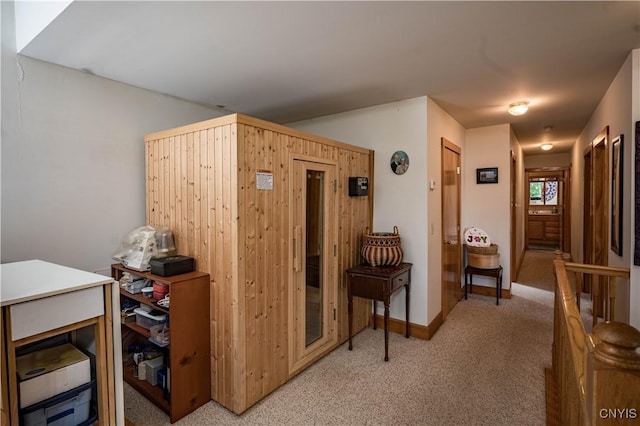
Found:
[524,166,571,252]
[510,151,517,284]
[591,126,609,268]
[441,138,462,320]
[288,156,339,375]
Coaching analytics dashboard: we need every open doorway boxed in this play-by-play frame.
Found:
[517,166,571,295]
[524,167,571,252]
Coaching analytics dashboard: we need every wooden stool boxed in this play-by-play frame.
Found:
[464,265,503,305]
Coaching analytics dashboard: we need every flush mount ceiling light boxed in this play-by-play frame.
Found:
[540,143,554,151]
[507,101,529,116]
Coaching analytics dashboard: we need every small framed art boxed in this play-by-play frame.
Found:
[476,167,498,184]
[611,135,623,256]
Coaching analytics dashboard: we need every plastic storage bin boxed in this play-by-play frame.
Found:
[16,343,91,408]
[134,308,167,330]
[21,380,95,426]
[150,323,170,346]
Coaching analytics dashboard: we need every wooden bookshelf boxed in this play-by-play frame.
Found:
[112,264,210,423]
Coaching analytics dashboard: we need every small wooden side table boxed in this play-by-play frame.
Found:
[346,262,412,361]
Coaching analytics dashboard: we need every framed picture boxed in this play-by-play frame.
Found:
[476,167,498,184]
[635,121,640,265]
[390,151,409,175]
[611,135,623,256]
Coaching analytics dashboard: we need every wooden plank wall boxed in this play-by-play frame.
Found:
[145,114,373,414]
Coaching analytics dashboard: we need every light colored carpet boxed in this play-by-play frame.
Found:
[124,289,554,425]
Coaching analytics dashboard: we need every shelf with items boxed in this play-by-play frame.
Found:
[122,321,152,340]
[119,289,170,316]
[123,363,170,413]
[112,263,210,423]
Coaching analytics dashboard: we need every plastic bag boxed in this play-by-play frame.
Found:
[113,226,158,271]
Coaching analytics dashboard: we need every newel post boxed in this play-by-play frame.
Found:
[591,321,640,424]
[593,321,640,370]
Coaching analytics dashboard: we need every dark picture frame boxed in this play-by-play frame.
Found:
[635,122,640,265]
[611,135,623,256]
[476,167,498,184]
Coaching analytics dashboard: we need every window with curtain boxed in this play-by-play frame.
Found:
[529,178,558,206]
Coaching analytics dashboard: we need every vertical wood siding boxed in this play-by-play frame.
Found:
[145,114,372,414]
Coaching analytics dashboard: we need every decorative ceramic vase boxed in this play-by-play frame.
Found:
[361,226,403,267]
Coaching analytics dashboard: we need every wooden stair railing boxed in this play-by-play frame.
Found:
[564,260,630,327]
[551,256,639,425]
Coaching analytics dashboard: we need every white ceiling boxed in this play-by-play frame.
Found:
[19,1,640,154]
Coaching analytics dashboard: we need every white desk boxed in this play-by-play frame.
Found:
[1,260,123,426]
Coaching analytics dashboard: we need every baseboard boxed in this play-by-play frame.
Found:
[467,284,511,299]
[371,311,443,340]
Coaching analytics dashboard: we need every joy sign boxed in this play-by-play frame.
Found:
[463,227,491,247]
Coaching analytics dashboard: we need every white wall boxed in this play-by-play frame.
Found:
[289,98,431,325]
[14,0,71,52]
[426,98,466,323]
[524,152,571,169]
[1,1,225,272]
[463,124,512,289]
[570,50,635,324]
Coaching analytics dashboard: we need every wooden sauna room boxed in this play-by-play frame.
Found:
[144,113,374,414]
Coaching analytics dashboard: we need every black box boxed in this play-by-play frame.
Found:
[150,255,194,277]
[348,177,369,196]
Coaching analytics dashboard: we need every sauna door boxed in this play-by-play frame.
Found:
[289,159,338,374]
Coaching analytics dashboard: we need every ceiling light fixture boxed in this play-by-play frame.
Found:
[508,101,529,116]
[540,143,553,151]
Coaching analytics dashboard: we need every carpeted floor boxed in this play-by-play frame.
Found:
[516,249,557,292]
[514,249,593,333]
[125,278,557,425]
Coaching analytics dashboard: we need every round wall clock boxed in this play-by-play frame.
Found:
[390,151,409,175]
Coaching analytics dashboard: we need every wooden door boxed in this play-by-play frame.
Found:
[583,149,593,292]
[289,159,338,375]
[441,139,462,320]
[584,128,609,312]
[591,128,608,269]
[510,152,517,283]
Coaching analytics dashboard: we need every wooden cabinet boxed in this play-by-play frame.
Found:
[144,113,374,414]
[528,214,561,245]
[111,264,210,423]
[1,260,121,426]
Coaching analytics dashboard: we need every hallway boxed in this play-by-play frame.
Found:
[514,248,592,333]
[515,249,557,292]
